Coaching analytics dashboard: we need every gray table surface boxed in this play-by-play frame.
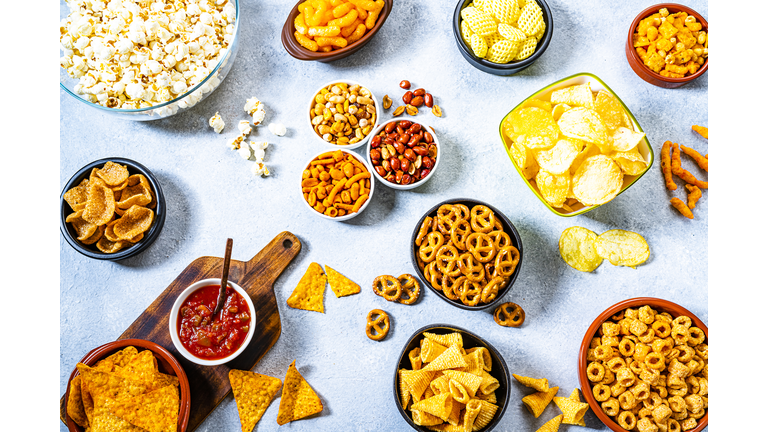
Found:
[60,1,708,431]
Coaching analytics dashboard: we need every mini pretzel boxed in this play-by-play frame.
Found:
[466,232,497,263]
[397,274,421,305]
[419,232,444,263]
[435,244,460,272]
[493,302,525,327]
[435,211,459,235]
[424,261,442,290]
[372,275,402,302]
[450,219,472,251]
[453,203,470,221]
[481,277,504,304]
[494,246,520,279]
[470,205,496,233]
[365,309,390,341]
[415,216,433,246]
[488,230,512,250]
[460,281,483,307]
[442,275,466,300]
[457,252,485,283]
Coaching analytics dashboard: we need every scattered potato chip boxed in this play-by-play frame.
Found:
[276,360,323,425]
[557,107,608,148]
[553,395,589,426]
[550,83,594,109]
[536,414,564,432]
[571,155,623,206]
[522,98,553,112]
[594,229,650,268]
[559,226,603,272]
[522,386,559,418]
[509,139,540,180]
[96,162,130,186]
[287,263,327,313]
[229,369,282,432]
[551,103,571,121]
[109,385,179,432]
[513,373,549,392]
[568,143,599,175]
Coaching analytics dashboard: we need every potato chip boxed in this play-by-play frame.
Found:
[276,360,324,425]
[522,98,552,112]
[67,375,89,428]
[569,143,600,175]
[324,265,360,297]
[550,83,594,109]
[487,39,520,63]
[512,373,549,392]
[558,107,608,148]
[66,210,98,241]
[553,395,589,426]
[522,386,559,418]
[82,177,116,226]
[534,137,581,175]
[551,103,571,121]
[286,262,327,313]
[594,229,650,268]
[509,139,540,180]
[535,170,570,208]
[509,107,560,150]
[536,414,564,432]
[229,369,282,432]
[96,161,130,186]
[423,345,468,371]
[559,226,603,272]
[469,33,489,58]
[609,127,645,152]
[514,36,538,60]
[109,385,179,432]
[593,90,630,132]
[411,393,453,422]
[64,179,89,211]
[610,148,648,176]
[113,205,154,240]
[571,155,623,206]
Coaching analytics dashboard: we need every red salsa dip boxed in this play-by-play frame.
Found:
[177,284,251,360]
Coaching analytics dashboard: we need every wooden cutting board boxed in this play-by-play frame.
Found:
[60,231,301,431]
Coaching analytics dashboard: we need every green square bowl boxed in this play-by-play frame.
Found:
[498,72,654,217]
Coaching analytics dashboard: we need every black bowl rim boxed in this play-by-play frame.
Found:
[452,0,554,73]
[60,157,166,261]
[409,198,524,311]
[393,324,511,432]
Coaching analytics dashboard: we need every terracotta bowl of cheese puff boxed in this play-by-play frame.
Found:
[578,298,708,432]
[625,4,708,88]
[394,324,510,431]
[281,0,393,62]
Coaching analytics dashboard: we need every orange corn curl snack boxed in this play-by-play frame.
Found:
[685,184,702,209]
[660,141,677,190]
[692,125,708,139]
[680,145,708,172]
[671,143,708,189]
[670,197,693,219]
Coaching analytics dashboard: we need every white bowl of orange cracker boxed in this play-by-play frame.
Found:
[300,149,375,221]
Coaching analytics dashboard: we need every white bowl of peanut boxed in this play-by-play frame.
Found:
[307,80,380,150]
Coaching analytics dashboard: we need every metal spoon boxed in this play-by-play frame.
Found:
[212,238,233,320]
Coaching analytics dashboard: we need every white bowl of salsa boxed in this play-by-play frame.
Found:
[169,278,256,366]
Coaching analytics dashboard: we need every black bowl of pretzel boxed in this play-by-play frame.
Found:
[410,199,523,311]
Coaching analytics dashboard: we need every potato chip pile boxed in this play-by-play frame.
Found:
[460,0,546,63]
[67,347,180,432]
[559,227,650,272]
[397,331,502,430]
[661,126,708,219]
[286,262,361,313]
[293,0,384,52]
[63,161,156,254]
[633,8,708,78]
[514,372,591,431]
[585,306,708,431]
[504,83,649,211]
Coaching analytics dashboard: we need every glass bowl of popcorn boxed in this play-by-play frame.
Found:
[59,0,240,121]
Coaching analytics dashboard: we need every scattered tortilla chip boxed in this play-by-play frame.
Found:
[554,394,590,426]
[324,265,360,297]
[77,363,148,425]
[229,369,282,432]
[422,346,468,372]
[67,375,89,428]
[96,161,130,186]
[286,263,327,313]
[536,414,564,432]
[513,373,549,392]
[522,386,559,418]
[276,360,323,425]
[109,385,179,432]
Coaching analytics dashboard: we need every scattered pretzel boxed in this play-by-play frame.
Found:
[397,274,421,305]
[365,309,390,341]
[372,275,401,302]
[493,302,525,327]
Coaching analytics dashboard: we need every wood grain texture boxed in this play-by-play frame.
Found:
[61,231,301,432]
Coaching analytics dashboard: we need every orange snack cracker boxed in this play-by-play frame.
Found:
[276,360,324,425]
[287,262,327,313]
[229,369,282,432]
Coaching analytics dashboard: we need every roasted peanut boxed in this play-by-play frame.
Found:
[400,80,411,89]
[402,91,413,105]
[424,93,434,108]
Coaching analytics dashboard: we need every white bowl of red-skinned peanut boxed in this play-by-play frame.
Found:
[366,119,441,190]
[307,80,380,150]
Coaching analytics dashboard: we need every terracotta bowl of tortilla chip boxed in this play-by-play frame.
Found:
[62,338,191,432]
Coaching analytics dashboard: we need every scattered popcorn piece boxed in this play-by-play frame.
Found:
[209,112,225,133]
[249,141,269,151]
[227,134,245,150]
[237,143,252,160]
[238,120,252,136]
[268,123,287,136]
[252,106,266,126]
[251,161,270,177]
[244,97,267,126]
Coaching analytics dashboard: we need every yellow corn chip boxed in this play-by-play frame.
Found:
[464,398,482,430]
[411,393,454,422]
[421,338,448,363]
[566,389,587,426]
[442,370,482,396]
[522,386,559,418]
[536,414,564,432]
[473,400,499,430]
[449,380,471,404]
[67,375,89,428]
[477,390,497,404]
[229,369,282,432]
[401,369,435,401]
[462,351,485,376]
[287,262,327,313]
[324,265,360,297]
[479,370,500,395]
[423,346,468,372]
[398,369,412,409]
[412,409,443,426]
[554,394,590,426]
[276,360,323,425]
[109,385,179,432]
[465,347,492,371]
[409,347,423,370]
[512,373,549,392]
[423,332,464,349]
[447,397,464,426]
[90,395,145,432]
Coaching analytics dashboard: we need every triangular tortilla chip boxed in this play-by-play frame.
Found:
[229,369,282,432]
[77,363,148,425]
[513,373,550,392]
[109,385,179,432]
[522,386,559,418]
[554,391,590,426]
[66,375,89,428]
[276,360,323,425]
[536,414,564,432]
[98,346,139,370]
[90,395,145,432]
[324,265,360,297]
[287,263,327,313]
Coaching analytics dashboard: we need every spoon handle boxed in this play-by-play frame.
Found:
[213,238,233,318]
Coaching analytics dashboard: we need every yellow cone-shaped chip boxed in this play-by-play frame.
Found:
[398,369,412,409]
[276,360,323,425]
[464,399,483,430]
[108,385,179,432]
[566,389,587,426]
[554,395,590,426]
[462,350,485,376]
[287,262,327,313]
[443,370,483,396]
[401,369,435,401]
[512,373,549,392]
[423,346,468,372]
[421,338,448,363]
[229,370,282,432]
[411,408,443,426]
[411,393,454,422]
[536,414,564,432]
[423,332,464,349]
[324,265,360,297]
[522,386,559,418]
[473,399,500,430]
